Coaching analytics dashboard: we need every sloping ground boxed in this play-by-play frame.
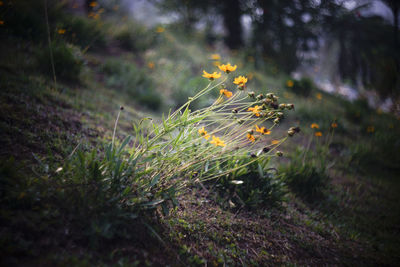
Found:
[1,31,400,266]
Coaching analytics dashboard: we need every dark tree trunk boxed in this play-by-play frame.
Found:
[221,0,243,49]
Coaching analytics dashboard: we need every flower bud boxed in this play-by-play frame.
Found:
[232,108,238,114]
[250,153,257,158]
[279,104,286,110]
[263,147,271,153]
[247,129,254,135]
[266,93,274,99]
[271,103,279,109]
[277,112,284,118]
[256,94,264,100]
[276,151,283,157]
[288,129,295,136]
[238,119,244,124]
[274,118,280,124]
[248,91,255,98]
[287,103,294,110]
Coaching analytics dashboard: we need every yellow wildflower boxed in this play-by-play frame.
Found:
[248,105,261,117]
[233,76,248,87]
[316,93,322,100]
[210,135,226,147]
[220,89,233,98]
[211,54,221,60]
[255,125,271,135]
[367,126,375,133]
[198,127,210,140]
[89,1,98,7]
[0,1,3,6]
[213,61,221,67]
[287,80,294,88]
[57,29,66,34]
[156,26,165,33]
[248,72,254,80]
[247,133,255,143]
[0,20,4,25]
[218,63,237,73]
[148,62,155,69]
[310,123,319,129]
[202,70,221,80]
[271,140,280,145]
[331,122,338,128]
[315,131,323,137]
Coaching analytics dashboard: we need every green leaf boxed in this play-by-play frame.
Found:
[149,174,160,188]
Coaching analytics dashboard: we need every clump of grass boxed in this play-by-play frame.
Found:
[280,123,336,200]
[285,77,315,97]
[114,21,156,52]
[37,41,84,82]
[101,59,161,110]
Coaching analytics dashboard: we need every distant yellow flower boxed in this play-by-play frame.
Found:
[248,105,261,117]
[211,54,221,60]
[287,80,294,88]
[148,62,155,69]
[57,29,66,34]
[0,20,4,25]
[255,125,271,135]
[89,1,98,7]
[247,72,254,80]
[247,133,255,142]
[0,1,3,6]
[310,123,319,129]
[198,127,210,140]
[210,135,226,147]
[213,61,221,66]
[367,126,375,133]
[315,131,323,137]
[156,26,165,33]
[331,122,338,128]
[233,76,248,87]
[218,63,237,73]
[316,93,322,100]
[202,70,221,80]
[271,140,280,145]
[220,89,233,98]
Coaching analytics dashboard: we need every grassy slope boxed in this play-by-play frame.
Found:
[1,18,400,266]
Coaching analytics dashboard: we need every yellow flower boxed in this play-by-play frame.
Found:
[315,131,323,137]
[316,93,322,100]
[271,140,280,145]
[211,54,221,60]
[0,20,4,25]
[247,133,255,142]
[255,125,271,135]
[287,80,294,88]
[148,62,155,69]
[233,76,248,87]
[248,72,254,80]
[210,135,226,147]
[218,63,237,73]
[198,127,210,140]
[367,126,375,133]
[310,123,319,129]
[0,1,3,6]
[213,61,221,66]
[248,105,261,117]
[220,89,233,98]
[57,29,66,34]
[331,122,338,128]
[156,26,165,33]
[202,70,221,80]
[89,1,98,7]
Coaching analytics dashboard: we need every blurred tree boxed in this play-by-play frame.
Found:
[380,0,400,47]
